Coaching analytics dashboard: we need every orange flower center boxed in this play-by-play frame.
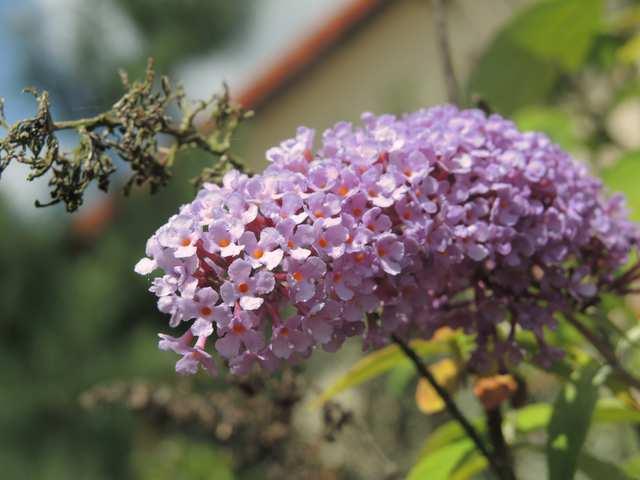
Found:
[292,271,304,282]
[253,248,264,259]
[200,306,212,316]
[237,282,249,294]
[287,240,295,249]
[314,209,325,218]
[402,211,411,220]
[232,323,247,335]
[403,169,412,177]
[318,237,328,248]
[337,185,349,197]
[181,238,191,247]
[218,238,231,248]
[377,246,387,257]
[346,234,353,244]
[353,208,363,217]
[280,327,289,337]
[355,252,365,263]
[368,189,378,197]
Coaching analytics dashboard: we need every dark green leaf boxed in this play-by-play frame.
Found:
[546,362,608,480]
[578,451,634,480]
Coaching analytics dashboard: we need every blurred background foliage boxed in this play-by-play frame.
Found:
[1,0,640,479]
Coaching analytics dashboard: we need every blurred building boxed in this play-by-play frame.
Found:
[235,0,531,168]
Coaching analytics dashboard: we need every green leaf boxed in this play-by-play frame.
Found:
[509,0,603,72]
[450,452,488,480]
[420,398,640,462]
[578,451,634,480]
[514,106,581,152]
[514,399,640,432]
[385,362,416,396]
[624,454,640,478]
[468,0,602,114]
[467,33,557,114]
[527,445,634,480]
[407,440,474,480]
[546,362,608,480]
[512,403,552,433]
[419,418,483,457]
[311,338,452,407]
[592,399,640,423]
[132,435,234,480]
[601,151,640,221]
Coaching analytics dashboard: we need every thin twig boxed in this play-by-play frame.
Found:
[431,0,460,104]
[391,334,515,480]
[565,313,640,390]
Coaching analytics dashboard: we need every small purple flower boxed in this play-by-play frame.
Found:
[225,192,258,225]
[220,259,275,310]
[276,219,312,260]
[262,191,308,224]
[285,257,327,303]
[270,316,313,359]
[159,331,217,377]
[240,228,284,270]
[306,192,341,225]
[362,207,392,234]
[157,215,201,258]
[375,234,405,275]
[215,311,265,358]
[205,220,245,257]
[312,224,349,259]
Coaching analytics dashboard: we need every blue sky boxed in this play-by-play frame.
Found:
[0,0,34,122]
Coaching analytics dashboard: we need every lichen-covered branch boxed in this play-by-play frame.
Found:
[0,58,252,212]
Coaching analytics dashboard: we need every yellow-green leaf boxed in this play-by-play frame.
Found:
[419,399,640,462]
[311,338,452,408]
[619,34,640,63]
[601,151,640,221]
[624,454,640,478]
[450,452,488,480]
[407,440,474,480]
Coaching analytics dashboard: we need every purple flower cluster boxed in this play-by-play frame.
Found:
[136,105,638,375]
